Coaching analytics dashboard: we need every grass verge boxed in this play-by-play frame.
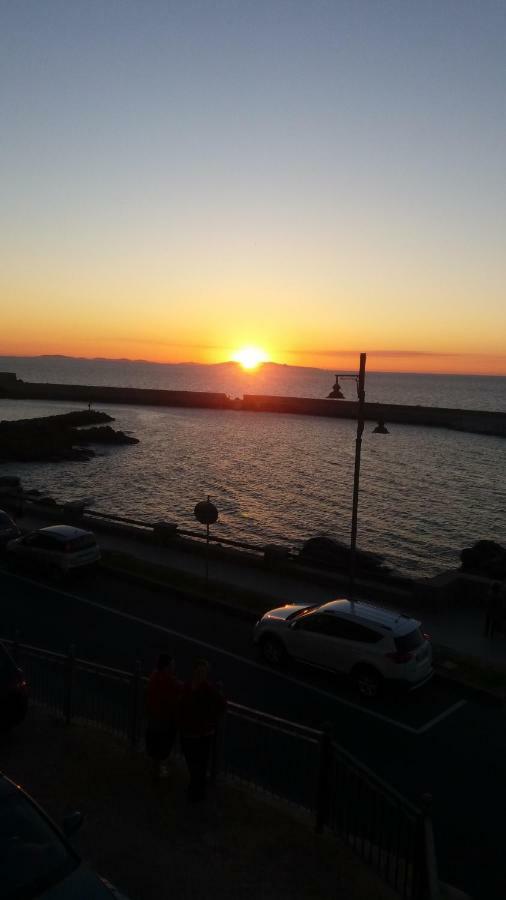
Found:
[101,548,273,618]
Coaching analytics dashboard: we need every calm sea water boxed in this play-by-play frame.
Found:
[1,356,505,578]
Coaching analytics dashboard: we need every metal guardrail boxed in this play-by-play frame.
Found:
[85,507,285,555]
[2,638,438,898]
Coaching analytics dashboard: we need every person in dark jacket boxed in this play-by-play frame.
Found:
[179,658,226,801]
[145,653,182,779]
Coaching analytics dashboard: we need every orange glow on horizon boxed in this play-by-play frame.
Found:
[1,338,506,377]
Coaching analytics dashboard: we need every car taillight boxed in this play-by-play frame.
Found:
[385,650,415,664]
[9,676,28,694]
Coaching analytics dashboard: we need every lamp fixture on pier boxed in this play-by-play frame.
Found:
[327,375,345,400]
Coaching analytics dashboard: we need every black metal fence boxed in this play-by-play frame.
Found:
[2,638,439,899]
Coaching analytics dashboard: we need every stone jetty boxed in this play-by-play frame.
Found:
[1,371,505,438]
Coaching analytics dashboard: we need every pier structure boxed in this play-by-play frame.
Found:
[1,373,506,437]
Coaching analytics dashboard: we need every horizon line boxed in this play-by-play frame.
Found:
[1,351,505,379]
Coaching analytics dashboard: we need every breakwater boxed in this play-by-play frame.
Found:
[1,372,505,437]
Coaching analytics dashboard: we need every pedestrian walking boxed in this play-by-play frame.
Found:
[179,658,226,802]
[145,653,182,779]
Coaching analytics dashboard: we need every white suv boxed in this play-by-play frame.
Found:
[253,598,432,698]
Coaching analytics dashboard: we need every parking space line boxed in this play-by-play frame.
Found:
[4,569,462,735]
[416,699,467,734]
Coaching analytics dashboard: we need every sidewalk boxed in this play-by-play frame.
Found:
[16,507,506,676]
[0,707,397,900]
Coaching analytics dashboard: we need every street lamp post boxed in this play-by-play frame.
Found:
[349,353,366,598]
[326,352,367,600]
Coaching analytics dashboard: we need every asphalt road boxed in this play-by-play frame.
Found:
[0,565,504,899]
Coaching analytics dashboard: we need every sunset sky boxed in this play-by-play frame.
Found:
[1,2,505,374]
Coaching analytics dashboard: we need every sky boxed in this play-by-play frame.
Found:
[1,1,505,374]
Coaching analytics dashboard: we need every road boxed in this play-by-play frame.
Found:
[0,566,504,899]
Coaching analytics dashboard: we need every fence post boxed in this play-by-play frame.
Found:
[209,702,226,785]
[419,794,440,900]
[129,659,142,748]
[63,644,75,726]
[12,630,21,666]
[315,728,332,833]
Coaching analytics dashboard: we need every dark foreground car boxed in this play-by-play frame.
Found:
[0,643,28,730]
[0,773,130,899]
[0,509,21,548]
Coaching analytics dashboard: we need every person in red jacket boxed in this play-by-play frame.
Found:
[179,658,226,801]
[145,653,182,779]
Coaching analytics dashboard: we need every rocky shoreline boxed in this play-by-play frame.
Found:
[0,410,139,462]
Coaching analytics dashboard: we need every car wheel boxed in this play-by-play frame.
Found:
[259,635,287,666]
[353,665,383,699]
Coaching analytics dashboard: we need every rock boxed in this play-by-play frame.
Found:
[0,410,138,462]
[460,540,506,577]
[74,426,139,445]
[299,535,388,573]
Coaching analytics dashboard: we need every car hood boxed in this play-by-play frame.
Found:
[260,603,314,624]
[39,865,125,900]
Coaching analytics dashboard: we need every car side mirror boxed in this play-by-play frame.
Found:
[63,811,84,837]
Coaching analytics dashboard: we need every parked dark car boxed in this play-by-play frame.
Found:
[0,773,131,899]
[0,509,21,548]
[0,642,28,730]
[6,525,100,576]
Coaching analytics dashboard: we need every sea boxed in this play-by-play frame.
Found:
[1,355,505,580]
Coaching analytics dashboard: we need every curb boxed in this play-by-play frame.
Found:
[100,561,260,624]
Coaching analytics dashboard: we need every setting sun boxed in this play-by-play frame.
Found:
[232,346,269,370]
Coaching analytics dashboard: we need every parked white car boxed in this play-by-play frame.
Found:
[253,598,432,698]
[7,525,100,576]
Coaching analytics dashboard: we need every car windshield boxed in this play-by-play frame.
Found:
[287,605,318,621]
[395,628,423,653]
[0,792,79,900]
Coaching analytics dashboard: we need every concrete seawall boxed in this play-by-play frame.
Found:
[1,373,505,437]
[243,394,506,436]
